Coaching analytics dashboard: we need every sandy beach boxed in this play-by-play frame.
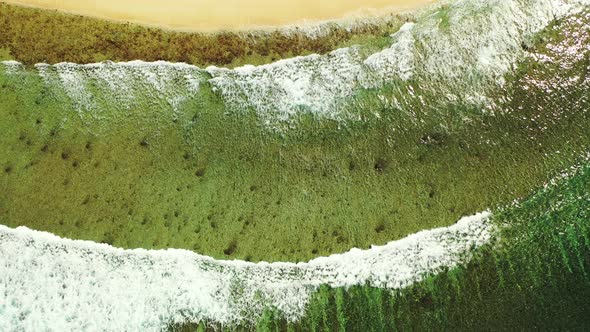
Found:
[1,0,436,31]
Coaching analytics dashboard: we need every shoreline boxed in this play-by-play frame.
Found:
[1,0,436,32]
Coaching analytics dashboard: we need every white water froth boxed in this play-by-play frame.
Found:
[0,212,492,330]
[208,47,370,123]
[34,61,204,116]
[3,0,587,128]
[208,0,588,124]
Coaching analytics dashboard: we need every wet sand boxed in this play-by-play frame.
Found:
[2,0,436,32]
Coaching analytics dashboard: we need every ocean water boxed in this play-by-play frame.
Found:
[5,0,585,129]
[1,0,590,330]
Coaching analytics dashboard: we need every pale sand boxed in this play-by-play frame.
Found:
[1,0,436,32]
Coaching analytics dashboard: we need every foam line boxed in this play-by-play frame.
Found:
[0,212,492,330]
[3,0,587,129]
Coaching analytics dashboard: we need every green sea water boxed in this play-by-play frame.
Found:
[0,1,589,330]
[2,7,590,263]
[208,160,588,331]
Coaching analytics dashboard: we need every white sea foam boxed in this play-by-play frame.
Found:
[365,22,417,82]
[31,61,205,116]
[207,0,588,124]
[2,0,587,127]
[0,212,492,331]
[207,47,369,123]
[0,60,24,75]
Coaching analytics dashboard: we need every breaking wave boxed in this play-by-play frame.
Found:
[0,212,492,330]
[3,0,587,128]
